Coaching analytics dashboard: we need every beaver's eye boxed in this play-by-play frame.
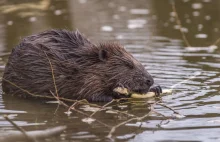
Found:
[99,49,108,62]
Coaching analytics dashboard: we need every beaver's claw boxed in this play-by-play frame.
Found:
[149,86,162,97]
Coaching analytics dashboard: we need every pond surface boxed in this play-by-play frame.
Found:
[0,0,220,142]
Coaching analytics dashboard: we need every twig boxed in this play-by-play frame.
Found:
[171,1,191,47]
[1,126,66,142]
[66,99,87,114]
[89,99,115,118]
[50,90,68,108]
[212,37,220,46]
[1,78,102,108]
[150,102,168,118]
[4,115,37,142]
[171,71,201,89]
[156,103,180,114]
[49,93,112,128]
[107,103,155,139]
[107,110,152,139]
[2,78,55,99]
[44,52,59,98]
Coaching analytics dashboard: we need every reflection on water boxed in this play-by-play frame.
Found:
[0,0,220,141]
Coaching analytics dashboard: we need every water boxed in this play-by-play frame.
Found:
[0,0,220,141]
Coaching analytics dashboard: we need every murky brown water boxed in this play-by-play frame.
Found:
[0,0,220,142]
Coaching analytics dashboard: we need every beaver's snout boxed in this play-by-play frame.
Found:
[123,74,154,94]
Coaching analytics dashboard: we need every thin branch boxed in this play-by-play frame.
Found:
[107,111,152,139]
[171,1,191,47]
[4,115,37,142]
[1,126,66,142]
[44,52,59,98]
[89,99,115,118]
[212,37,220,46]
[156,103,180,114]
[2,78,101,108]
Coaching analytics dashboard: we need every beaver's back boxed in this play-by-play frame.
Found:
[2,30,94,99]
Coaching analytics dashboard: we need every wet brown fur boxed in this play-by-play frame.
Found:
[2,30,154,102]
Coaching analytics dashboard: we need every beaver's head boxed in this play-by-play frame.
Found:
[74,37,154,101]
[96,43,154,96]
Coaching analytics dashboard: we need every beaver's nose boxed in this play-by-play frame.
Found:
[145,77,154,86]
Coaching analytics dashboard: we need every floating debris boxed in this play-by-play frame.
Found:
[82,117,95,124]
[64,111,72,116]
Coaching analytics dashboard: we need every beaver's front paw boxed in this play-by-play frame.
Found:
[149,86,162,97]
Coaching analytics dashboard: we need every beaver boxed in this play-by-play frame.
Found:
[2,29,161,102]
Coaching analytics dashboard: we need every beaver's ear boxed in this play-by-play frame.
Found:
[99,49,108,61]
